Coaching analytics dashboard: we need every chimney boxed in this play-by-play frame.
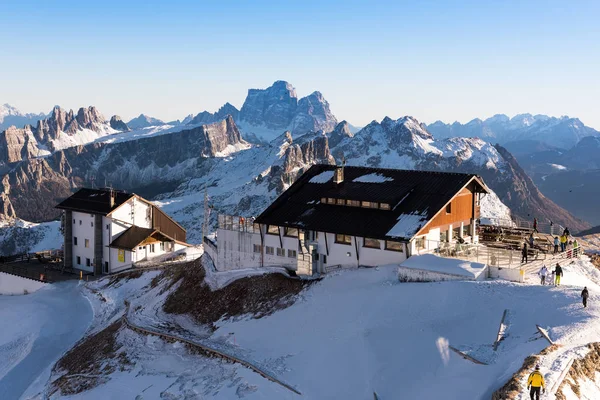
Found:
[333,157,346,184]
[109,188,115,208]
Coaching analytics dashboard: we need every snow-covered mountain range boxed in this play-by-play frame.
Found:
[0,81,592,252]
[427,114,600,150]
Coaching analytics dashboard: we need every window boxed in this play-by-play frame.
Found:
[327,198,336,204]
[150,244,155,253]
[84,239,90,248]
[285,227,298,237]
[267,225,279,235]
[76,256,81,265]
[79,220,82,225]
[266,246,274,255]
[253,244,262,253]
[160,242,165,251]
[86,258,91,267]
[321,197,327,204]
[106,224,110,230]
[139,246,143,250]
[91,221,94,227]
[370,202,379,209]
[73,219,75,224]
[323,254,327,264]
[440,231,448,243]
[336,199,345,205]
[104,261,109,274]
[415,237,425,249]
[346,200,360,207]
[363,238,381,249]
[288,249,297,258]
[385,240,403,252]
[446,203,452,214]
[380,203,391,210]
[335,234,352,245]
[361,201,371,208]
[73,237,78,246]
[276,248,285,257]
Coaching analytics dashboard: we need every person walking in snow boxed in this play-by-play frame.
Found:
[554,263,563,286]
[538,265,548,285]
[522,242,528,263]
[553,236,559,254]
[582,286,589,308]
[533,217,538,233]
[560,234,567,252]
[527,364,546,400]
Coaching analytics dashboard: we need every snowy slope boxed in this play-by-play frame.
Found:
[14,255,597,399]
[0,219,62,255]
[0,282,92,400]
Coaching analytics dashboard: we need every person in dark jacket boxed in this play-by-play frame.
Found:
[582,287,589,308]
[522,243,528,263]
[533,218,538,233]
[554,263,563,286]
[563,227,570,237]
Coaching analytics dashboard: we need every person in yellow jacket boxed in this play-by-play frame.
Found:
[560,234,567,252]
[527,364,546,400]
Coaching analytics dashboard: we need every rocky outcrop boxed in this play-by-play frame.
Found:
[0,126,39,165]
[237,81,338,141]
[0,117,248,221]
[187,102,240,125]
[327,121,354,148]
[110,115,129,132]
[0,105,126,165]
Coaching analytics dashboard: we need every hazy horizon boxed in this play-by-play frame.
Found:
[3,0,599,129]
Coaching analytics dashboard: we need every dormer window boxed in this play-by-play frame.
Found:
[267,225,279,235]
[446,203,452,214]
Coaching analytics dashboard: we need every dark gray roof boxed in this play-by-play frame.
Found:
[55,188,133,215]
[255,164,488,241]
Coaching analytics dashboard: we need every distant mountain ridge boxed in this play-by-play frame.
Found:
[0,103,47,131]
[427,114,600,150]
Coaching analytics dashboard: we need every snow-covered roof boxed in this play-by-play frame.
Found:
[256,164,488,241]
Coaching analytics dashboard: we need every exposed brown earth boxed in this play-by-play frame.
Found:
[555,342,600,399]
[49,321,132,396]
[160,258,315,328]
[491,344,559,400]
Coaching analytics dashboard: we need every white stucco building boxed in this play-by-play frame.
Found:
[204,164,489,276]
[57,188,188,274]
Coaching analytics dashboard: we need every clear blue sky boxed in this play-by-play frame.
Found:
[2,0,599,128]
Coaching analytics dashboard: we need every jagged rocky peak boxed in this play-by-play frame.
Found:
[188,102,240,126]
[328,121,354,148]
[200,115,247,157]
[110,115,129,131]
[76,106,105,128]
[380,116,433,141]
[240,80,298,129]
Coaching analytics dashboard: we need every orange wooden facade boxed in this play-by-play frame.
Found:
[416,183,482,236]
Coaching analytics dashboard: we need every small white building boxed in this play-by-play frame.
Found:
[204,164,490,275]
[56,188,188,274]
